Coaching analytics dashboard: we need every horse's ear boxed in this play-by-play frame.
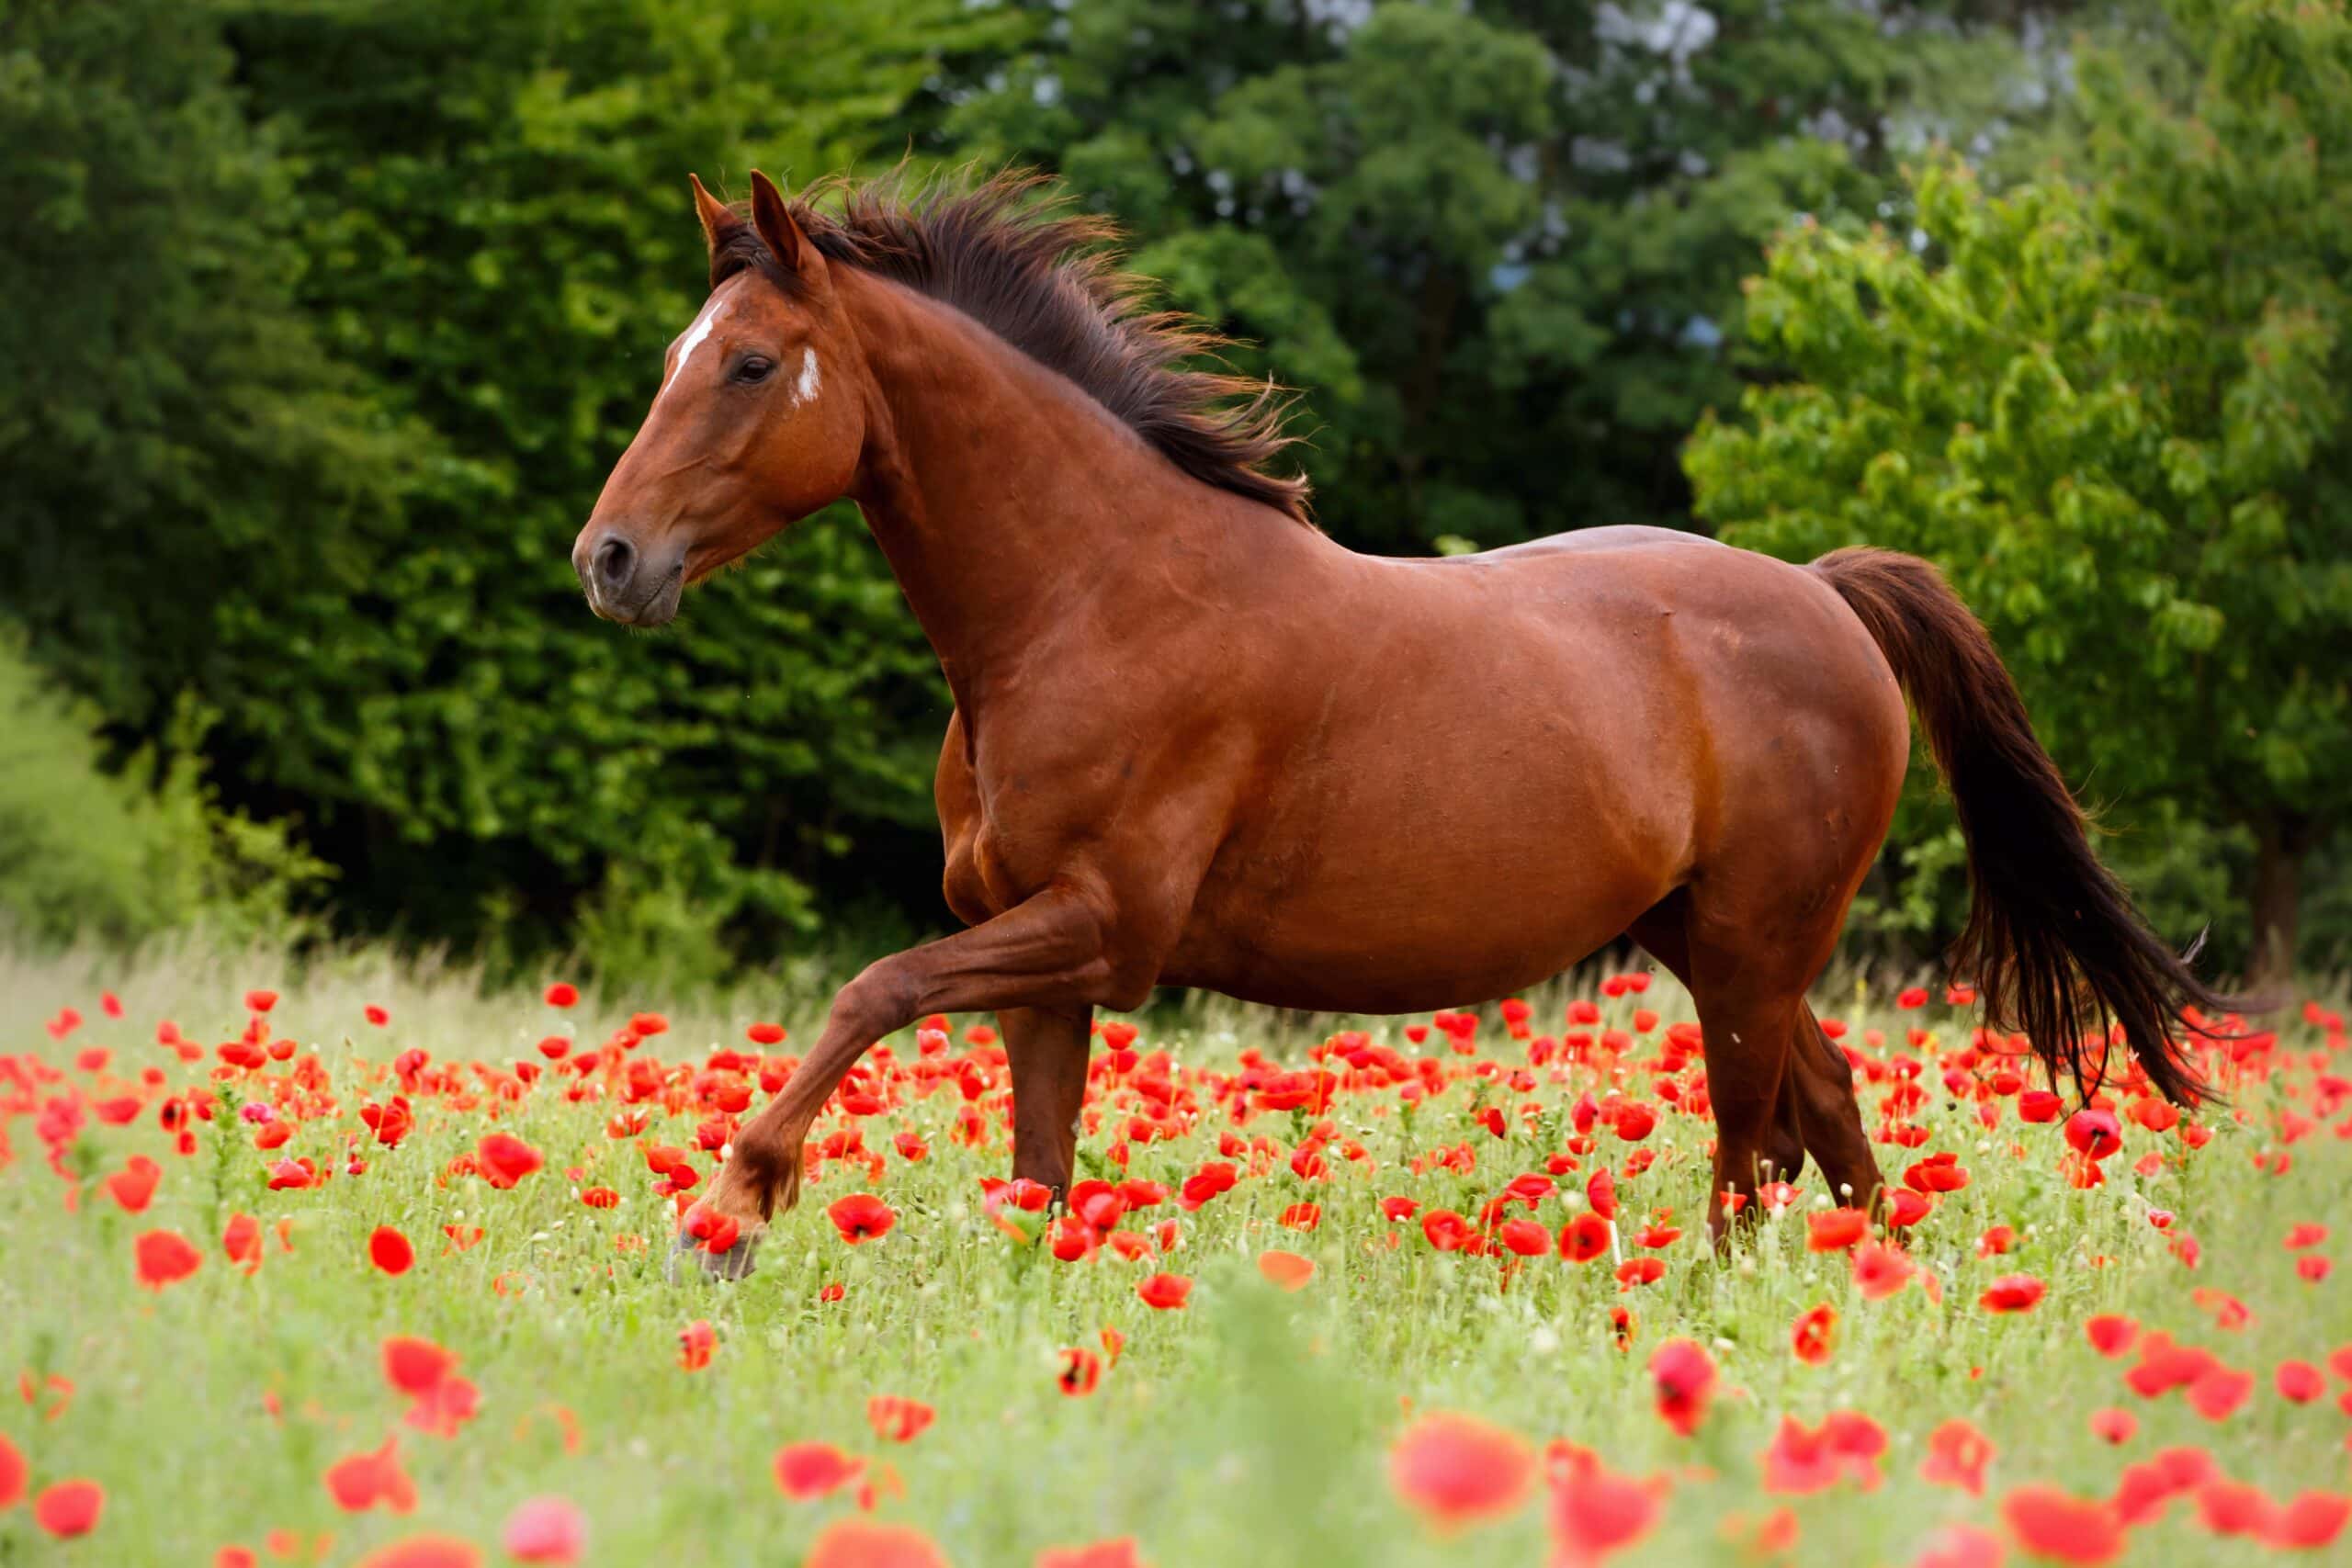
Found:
[747,170,816,281]
[688,173,743,256]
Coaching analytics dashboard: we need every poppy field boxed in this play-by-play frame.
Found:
[2,949,2348,1567]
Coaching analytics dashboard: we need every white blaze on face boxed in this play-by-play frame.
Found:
[791,347,820,406]
[658,291,729,403]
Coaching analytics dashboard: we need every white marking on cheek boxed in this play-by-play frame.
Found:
[659,297,728,400]
[792,347,820,406]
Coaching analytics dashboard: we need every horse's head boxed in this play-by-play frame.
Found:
[574,171,865,626]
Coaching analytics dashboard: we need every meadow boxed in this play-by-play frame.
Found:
[0,939,2346,1567]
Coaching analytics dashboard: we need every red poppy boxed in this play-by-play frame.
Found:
[324,1437,418,1513]
[1136,1272,1192,1311]
[244,988,279,1013]
[2083,1314,2138,1357]
[827,1194,897,1245]
[1279,1202,1321,1232]
[804,1518,949,1568]
[678,1320,716,1372]
[1035,1539,1145,1568]
[1919,1418,1994,1495]
[580,1186,619,1209]
[2063,1109,2122,1161]
[747,1021,786,1045]
[2001,1486,2124,1564]
[0,1434,24,1511]
[1258,1250,1316,1291]
[2275,1359,2325,1404]
[1498,1219,1551,1257]
[544,982,578,1007]
[369,1226,415,1276]
[866,1394,935,1444]
[134,1229,203,1291]
[502,1496,586,1563]
[32,1479,104,1539]
[2087,1408,2135,1445]
[1914,1524,2004,1568]
[1791,1303,1837,1365]
[105,1155,162,1213]
[1386,1411,1534,1529]
[1978,1274,2045,1314]
[354,1536,483,1568]
[476,1134,544,1189]
[382,1336,458,1397]
[1057,1348,1102,1396]
[2267,1493,2350,1551]
[365,1004,391,1026]
[1421,1210,1474,1251]
[1850,1243,1914,1300]
[1560,1213,1611,1263]
[774,1442,862,1501]
[1379,1196,1419,1222]
[1647,1339,1715,1436]
[1548,1448,1660,1565]
[1806,1208,1869,1251]
[1614,1258,1663,1290]
[2186,1365,2253,1421]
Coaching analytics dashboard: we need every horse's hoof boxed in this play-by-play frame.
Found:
[667,1230,761,1283]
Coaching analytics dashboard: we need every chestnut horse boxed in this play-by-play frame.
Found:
[575,170,2228,1277]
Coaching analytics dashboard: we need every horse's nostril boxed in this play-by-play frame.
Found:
[593,536,635,591]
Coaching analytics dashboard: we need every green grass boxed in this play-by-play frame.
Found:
[0,938,2345,1566]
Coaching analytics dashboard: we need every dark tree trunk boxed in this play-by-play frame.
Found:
[2249,815,2305,988]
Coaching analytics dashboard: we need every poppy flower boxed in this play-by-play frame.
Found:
[2275,1360,2325,1404]
[365,1004,390,1026]
[828,1194,896,1245]
[1560,1213,1611,1263]
[774,1442,862,1501]
[324,1437,417,1513]
[684,1207,741,1255]
[354,1537,483,1568]
[1806,1209,1869,1251]
[2088,1408,2136,1445]
[747,1021,786,1045]
[106,1155,162,1213]
[1758,1412,1885,1495]
[1057,1348,1102,1396]
[866,1395,935,1444]
[1547,1450,1659,1566]
[476,1134,544,1189]
[2001,1486,2124,1564]
[1421,1210,1474,1251]
[2063,1110,2122,1161]
[134,1229,203,1291]
[33,1479,103,1539]
[1279,1202,1321,1233]
[1915,1524,2005,1568]
[0,1434,23,1511]
[678,1320,716,1372]
[804,1518,949,1568]
[369,1226,415,1276]
[1136,1273,1192,1311]
[244,988,279,1013]
[1258,1250,1316,1291]
[2267,1493,2350,1551]
[2186,1365,2253,1422]
[1614,1258,1663,1290]
[502,1497,586,1563]
[1850,1243,1913,1300]
[1379,1196,1419,1222]
[1919,1418,1994,1495]
[1791,1303,1838,1365]
[2083,1315,2138,1357]
[382,1336,458,1398]
[1978,1274,2045,1314]
[1647,1339,1715,1436]
[1498,1219,1551,1257]
[1386,1411,1534,1529]
[1035,1540,1145,1568]
[544,983,578,1007]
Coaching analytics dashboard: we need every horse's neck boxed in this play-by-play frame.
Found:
[841,271,1256,712]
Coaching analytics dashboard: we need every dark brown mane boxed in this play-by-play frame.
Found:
[708,168,1312,522]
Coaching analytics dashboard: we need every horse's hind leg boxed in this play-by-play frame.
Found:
[1786,1001,1882,1213]
[1001,1003,1091,1201]
[1628,896,1806,1189]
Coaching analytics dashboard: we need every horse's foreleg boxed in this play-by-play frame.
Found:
[679,886,1116,1276]
[1002,1004,1092,1201]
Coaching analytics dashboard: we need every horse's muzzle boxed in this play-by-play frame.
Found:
[575,529,684,626]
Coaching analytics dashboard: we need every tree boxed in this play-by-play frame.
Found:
[948,0,2057,550]
[1684,0,2352,978]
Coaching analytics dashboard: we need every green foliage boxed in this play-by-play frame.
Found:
[1685,0,2352,972]
[0,634,330,950]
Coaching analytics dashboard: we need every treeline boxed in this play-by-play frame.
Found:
[2,0,2344,983]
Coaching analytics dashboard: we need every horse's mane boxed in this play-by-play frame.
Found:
[708,167,1313,523]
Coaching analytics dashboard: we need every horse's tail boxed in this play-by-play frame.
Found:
[1812,546,2233,1106]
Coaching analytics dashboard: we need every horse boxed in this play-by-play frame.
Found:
[573,168,2232,1279]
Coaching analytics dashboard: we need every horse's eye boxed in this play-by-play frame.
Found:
[733,356,775,384]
